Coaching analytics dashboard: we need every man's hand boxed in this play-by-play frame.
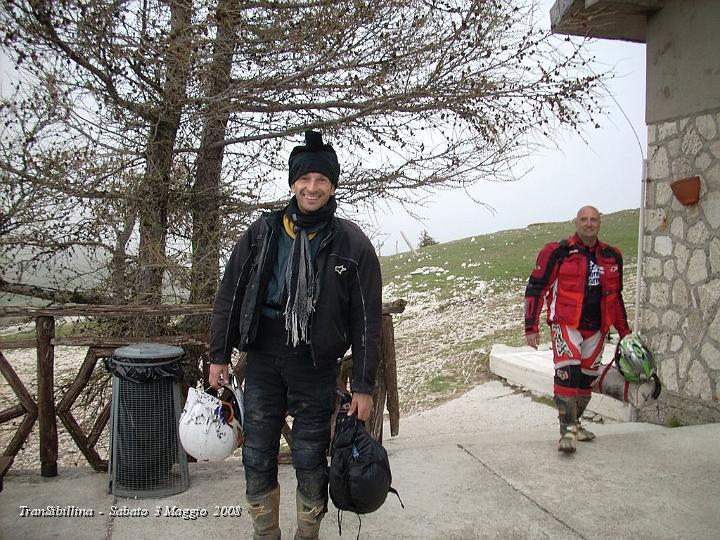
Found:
[347,392,373,422]
[209,363,229,389]
[526,332,539,349]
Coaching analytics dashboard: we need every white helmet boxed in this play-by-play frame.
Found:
[179,376,244,462]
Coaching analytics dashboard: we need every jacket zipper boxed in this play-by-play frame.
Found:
[308,226,336,368]
[223,248,255,361]
[244,224,275,346]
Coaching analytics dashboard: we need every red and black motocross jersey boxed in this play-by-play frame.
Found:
[524,234,630,338]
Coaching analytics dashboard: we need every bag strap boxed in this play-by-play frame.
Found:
[651,373,662,400]
[596,361,614,393]
[389,486,405,509]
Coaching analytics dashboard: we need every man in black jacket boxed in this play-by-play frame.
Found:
[208,131,382,539]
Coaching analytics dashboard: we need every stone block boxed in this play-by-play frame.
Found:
[698,279,720,322]
[706,162,720,187]
[696,114,718,141]
[674,242,689,273]
[663,260,675,280]
[645,182,657,206]
[702,190,720,230]
[659,359,679,392]
[656,181,673,206]
[701,342,720,371]
[661,309,682,331]
[647,124,657,145]
[710,140,720,159]
[670,216,685,239]
[685,200,702,219]
[666,137,682,159]
[645,208,666,233]
[642,309,659,331]
[687,250,708,285]
[687,221,710,245]
[710,238,720,274]
[685,311,704,346]
[654,235,673,257]
[670,335,683,353]
[678,348,692,383]
[644,236,653,253]
[670,156,691,179]
[708,310,720,343]
[658,121,678,141]
[682,128,703,157]
[695,152,713,172]
[649,282,671,308]
[710,309,720,343]
[648,145,670,179]
[644,257,662,278]
[685,361,712,401]
[659,332,671,355]
[672,280,689,307]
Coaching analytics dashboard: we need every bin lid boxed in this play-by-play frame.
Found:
[113,343,185,360]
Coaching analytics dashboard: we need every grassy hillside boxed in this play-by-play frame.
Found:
[379,208,639,412]
[380,208,639,298]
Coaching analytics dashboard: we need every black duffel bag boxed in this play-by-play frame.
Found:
[329,391,402,533]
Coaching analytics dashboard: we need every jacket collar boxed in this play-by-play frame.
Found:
[263,206,339,236]
[568,233,605,252]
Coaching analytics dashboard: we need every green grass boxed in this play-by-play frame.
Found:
[380,208,640,283]
[426,374,458,393]
[380,208,639,299]
[529,394,557,409]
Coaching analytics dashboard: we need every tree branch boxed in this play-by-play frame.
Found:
[0,276,116,305]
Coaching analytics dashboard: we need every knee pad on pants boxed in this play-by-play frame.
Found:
[243,445,279,497]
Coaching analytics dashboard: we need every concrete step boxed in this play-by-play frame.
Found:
[489,342,636,421]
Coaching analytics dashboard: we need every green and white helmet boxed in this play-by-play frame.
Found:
[615,334,657,383]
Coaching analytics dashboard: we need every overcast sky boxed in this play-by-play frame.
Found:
[365,3,647,255]
[1,1,646,258]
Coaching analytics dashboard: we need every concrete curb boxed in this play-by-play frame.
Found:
[489,343,634,421]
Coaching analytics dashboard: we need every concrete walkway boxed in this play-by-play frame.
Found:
[2,350,719,539]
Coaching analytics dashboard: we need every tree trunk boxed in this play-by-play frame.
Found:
[189,0,242,308]
[135,1,194,333]
[110,213,136,304]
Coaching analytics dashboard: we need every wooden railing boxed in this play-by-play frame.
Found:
[0,301,405,489]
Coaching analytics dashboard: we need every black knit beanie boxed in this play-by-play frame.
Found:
[288,130,340,187]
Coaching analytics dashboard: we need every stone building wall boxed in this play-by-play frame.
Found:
[640,108,720,424]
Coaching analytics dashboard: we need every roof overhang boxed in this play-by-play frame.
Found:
[550,0,665,43]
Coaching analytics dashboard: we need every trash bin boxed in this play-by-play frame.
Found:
[105,343,190,498]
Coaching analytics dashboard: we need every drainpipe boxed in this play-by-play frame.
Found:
[634,159,648,333]
[627,158,648,424]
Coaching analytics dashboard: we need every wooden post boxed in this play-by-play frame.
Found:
[368,347,387,443]
[36,316,58,477]
[382,314,400,437]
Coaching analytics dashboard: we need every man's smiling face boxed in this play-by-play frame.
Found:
[575,206,601,246]
[291,172,336,213]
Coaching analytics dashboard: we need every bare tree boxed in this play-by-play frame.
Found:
[1,0,197,320]
[0,0,602,328]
